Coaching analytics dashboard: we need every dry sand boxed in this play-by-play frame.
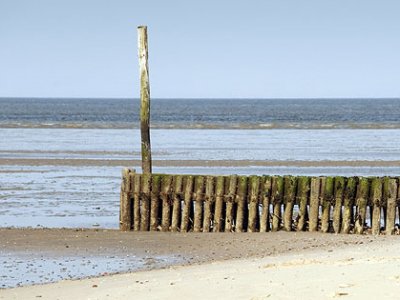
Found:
[1,229,400,299]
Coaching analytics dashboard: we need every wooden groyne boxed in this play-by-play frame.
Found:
[120,170,400,234]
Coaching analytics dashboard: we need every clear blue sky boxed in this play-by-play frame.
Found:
[1,0,399,98]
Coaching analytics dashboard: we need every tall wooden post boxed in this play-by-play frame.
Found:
[138,26,152,173]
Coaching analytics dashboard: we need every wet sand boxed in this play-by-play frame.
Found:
[1,229,400,299]
[3,158,400,167]
[0,229,396,287]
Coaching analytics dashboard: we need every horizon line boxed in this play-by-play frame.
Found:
[1,96,400,100]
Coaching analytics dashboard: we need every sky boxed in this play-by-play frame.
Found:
[1,0,400,98]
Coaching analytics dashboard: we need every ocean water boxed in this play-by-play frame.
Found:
[1,97,400,129]
[1,98,400,228]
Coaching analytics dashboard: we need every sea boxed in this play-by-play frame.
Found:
[1,97,400,228]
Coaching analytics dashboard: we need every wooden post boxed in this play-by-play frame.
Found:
[133,174,141,231]
[271,176,284,231]
[247,176,260,232]
[181,176,194,232]
[283,176,297,232]
[120,168,132,231]
[171,175,183,232]
[341,177,356,234]
[213,176,225,232]
[138,26,152,174]
[321,177,333,233]
[150,174,161,231]
[296,176,310,231]
[309,177,320,232]
[332,176,345,234]
[354,177,369,234]
[385,178,397,235]
[235,176,248,232]
[161,175,173,231]
[225,175,238,232]
[370,177,383,235]
[193,176,205,232]
[140,173,151,231]
[260,176,272,232]
[203,176,215,232]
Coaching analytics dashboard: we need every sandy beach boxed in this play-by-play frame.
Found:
[0,229,399,299]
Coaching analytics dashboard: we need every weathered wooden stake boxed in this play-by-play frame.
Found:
[247,176,260,232]
[120,168,132,231]
[370,177,383,235]
[193,176,205,232]
[283,176,297,232]
[354,177,369,234]
[140,173,151,231]
[235,176,248,232]
[332,176,345,233]
[296,176,309,231]
[171,175,183,232]
[385,178,397,235]
[161,175,173,231]
[213,176,225,232]
[133,174,141,231]
[138,26,152,174]
[309,177,320,232]
[341,177,356,234]
[150,174,161,231]
[181,176,194,232]
[225,175,238,232]
[203,176,215,232]
[260,176,272,232]
[321,177,333,233]
[271,176,284,231]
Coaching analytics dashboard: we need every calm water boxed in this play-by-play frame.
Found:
[1,97,400,129]
[1,98,400,229]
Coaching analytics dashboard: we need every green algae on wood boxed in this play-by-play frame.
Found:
[283,176,297,232]
[247,176,259,232]
[260,176,272,232]
[296,176,310,231]
[235,176,248,232]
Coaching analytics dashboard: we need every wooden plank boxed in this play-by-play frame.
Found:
[384,178,397,235]
[203,176,215,232]
[235,176,248,232]
[354,177,369,234]
[193,176,205,232]
[225,175,238,232]
[140,173,151,231]
[260,176,272,232]
[283,176,297,232]
[120,168,132,231]
[171,175,183,232]
[181,175,194,232]
[309,177,320,232]
[332,176,345,234]
[149,174,161,231]
[296,176,310,231]
[271,176,284,231]
[321,177,333,233]
[160,175,173,232]
[213,176,225,232]
[247,176,259,232]
[370,177,383,235]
